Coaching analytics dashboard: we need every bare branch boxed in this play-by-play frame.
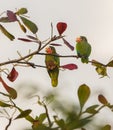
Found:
[5,118,12,130]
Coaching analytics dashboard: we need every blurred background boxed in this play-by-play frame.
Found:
[0,0,113,129]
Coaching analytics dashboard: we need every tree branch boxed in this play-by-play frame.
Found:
[5,118,12,130]
[0,52,78,67]
[43,103,52,127]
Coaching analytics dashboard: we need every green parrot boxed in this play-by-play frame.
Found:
[76,36,91,63]
[45,46,60,87]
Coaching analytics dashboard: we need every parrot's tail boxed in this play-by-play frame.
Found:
[51,78,58,87]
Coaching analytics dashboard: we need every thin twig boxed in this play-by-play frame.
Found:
[5,118,12,130]
[16,61,46,68]
[37,52,78,58]
[0,35,65,67]
[0,52,78,67]
[0,50,38,66]
[51,22,53,39]
[43,103,52,127]
[39,35,64,51]
[83,105,106,120]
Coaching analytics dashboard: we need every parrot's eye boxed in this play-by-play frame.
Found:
[45,47,52,54]
[76,37,82,43]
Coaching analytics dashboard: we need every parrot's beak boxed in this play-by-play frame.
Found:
[76,37,81,43]
[45,47,52,54]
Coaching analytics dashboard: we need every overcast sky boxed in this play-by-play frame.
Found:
[0,0,113,129]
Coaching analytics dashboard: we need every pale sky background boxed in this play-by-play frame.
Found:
[0,0,113,130]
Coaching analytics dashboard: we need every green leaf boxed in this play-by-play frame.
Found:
[16,107,34,123]
[101,124,111,130]
[0,101,11,107]
[0,17,10,23]
[95,66,108,78]
[98,94,108,105]
[38,113,47,123]
[32,124,52,130]
[92,60,108,77]
[55,119,66,129]
[18,20,26,33]
[20,16,38,34]
[78,84,90,109]
[16,8,28,15]
[15,109,32,119]
[85,105,99,114]
[81,128,86,130]
[106,60,113,67]
[67,118,91,129]
[92,60,103,67]
[0,24,15,40]
[8,87,17,99]
[25,114,34,123]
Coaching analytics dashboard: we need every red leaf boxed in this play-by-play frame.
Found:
[27,35,37,40]
[62,38,74,51]
[98,94,108,105]
[0,76,17,99]
[7,10,17,22]
[18,38,33,42]
[60,63,78,70]
[56,22,67,35]
[50,43,62,46]
[7,67,18,82]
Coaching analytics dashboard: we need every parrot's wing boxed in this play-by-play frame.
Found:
[76,42,91,56]
[76,41,91,63]
[86,43,91,57]
[76,42,85,56]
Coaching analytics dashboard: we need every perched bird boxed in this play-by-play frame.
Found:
[45,46,60,87]
[76,36,91,63]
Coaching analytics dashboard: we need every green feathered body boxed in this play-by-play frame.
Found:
[45,46,60,87]
[76,36,91,63]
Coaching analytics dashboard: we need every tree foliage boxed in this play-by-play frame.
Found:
[0,8,112,130]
